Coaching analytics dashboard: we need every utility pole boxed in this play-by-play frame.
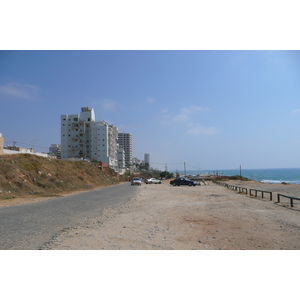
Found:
[184,162,186,176]
[240,165,242,177]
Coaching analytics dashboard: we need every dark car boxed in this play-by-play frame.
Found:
[170,177,197,186]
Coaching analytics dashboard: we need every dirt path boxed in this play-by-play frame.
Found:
[46,181,300,250]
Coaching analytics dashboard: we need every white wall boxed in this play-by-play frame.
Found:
[3,148,49,157]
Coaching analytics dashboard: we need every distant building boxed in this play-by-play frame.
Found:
[61,107,120,171]
[117,144,126,173]
[118,132,132,169]
[132,157,142,165]
[49,144,61,159]
[144,153,150,166]
[0,133,48,157]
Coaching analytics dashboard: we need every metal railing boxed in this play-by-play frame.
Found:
[215,182,248,194]
[215,182,300,210]
[249,189,273,201]
[277,194,300,207]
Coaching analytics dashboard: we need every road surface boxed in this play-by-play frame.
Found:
[0,183,138,250]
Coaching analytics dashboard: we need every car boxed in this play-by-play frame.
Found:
[131,177,142,186]
[170,177,197,186]
[146,178,162,184]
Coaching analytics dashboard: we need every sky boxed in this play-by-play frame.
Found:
[1,50,300,171]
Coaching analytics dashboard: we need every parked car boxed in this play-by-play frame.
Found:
[146,178,162,184]
[131,177,142,186]
[170,177,197,186]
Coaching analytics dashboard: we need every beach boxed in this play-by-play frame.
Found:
[44,180,300,250]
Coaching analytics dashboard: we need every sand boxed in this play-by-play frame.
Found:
[42,180,300,250]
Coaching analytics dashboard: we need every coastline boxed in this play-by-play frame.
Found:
[182,168,300,185]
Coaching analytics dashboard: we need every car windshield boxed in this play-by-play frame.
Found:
[133,178,140,180]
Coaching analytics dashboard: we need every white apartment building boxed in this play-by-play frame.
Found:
[61,107,95,160]
[117,144,126,174]
[118,132,132,168]
[90,121,119,170]
[61,107,120,171]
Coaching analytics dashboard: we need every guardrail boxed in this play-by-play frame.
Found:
[215,182,248,194]
[249,189,273,201]
[215,182,300,210]
[277,194,300,207]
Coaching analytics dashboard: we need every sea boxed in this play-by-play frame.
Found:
[174,168,300,185]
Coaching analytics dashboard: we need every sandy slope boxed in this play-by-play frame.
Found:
[45,180,300,250]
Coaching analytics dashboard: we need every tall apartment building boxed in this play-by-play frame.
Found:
[117,144,125,172]
[61,107,121,171]
[118,132,132,168]
[61,107,95,160]
[144,153,150,165]
[90,121,119,170]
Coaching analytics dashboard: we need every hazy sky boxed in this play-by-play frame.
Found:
[1,50,300,170]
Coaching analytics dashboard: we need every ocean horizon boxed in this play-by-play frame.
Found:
[170,168,300,185]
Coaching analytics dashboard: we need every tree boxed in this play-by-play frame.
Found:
[160,171,173,179]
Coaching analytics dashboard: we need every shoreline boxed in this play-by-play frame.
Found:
[183,168,300,185]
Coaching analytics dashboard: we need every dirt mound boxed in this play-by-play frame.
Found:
[0,154,124,200]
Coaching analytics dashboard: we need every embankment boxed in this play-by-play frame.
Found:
[0,154,125,201]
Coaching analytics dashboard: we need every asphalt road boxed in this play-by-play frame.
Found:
[0,183,138,250]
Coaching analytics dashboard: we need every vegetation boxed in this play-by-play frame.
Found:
[0,154,126,200]
[159,171,173,179]
[134,162,150,171]
[212,175,250,182]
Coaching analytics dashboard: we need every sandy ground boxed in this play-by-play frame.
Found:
[40,180,300,250]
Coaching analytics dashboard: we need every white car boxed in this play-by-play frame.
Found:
[146,178,162,184]
[131,177,142,186]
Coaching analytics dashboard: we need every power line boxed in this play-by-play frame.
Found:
[186,163,199,170]
[151,162,184,165]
